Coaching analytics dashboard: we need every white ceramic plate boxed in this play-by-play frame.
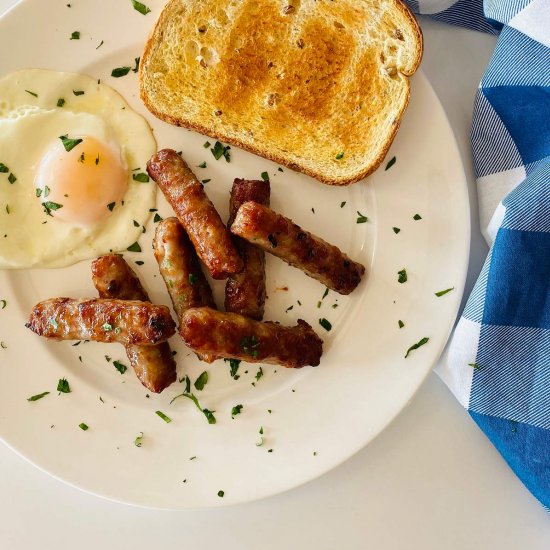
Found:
[0,0,469,509]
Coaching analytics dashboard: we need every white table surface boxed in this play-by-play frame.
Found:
[0,2,548,548]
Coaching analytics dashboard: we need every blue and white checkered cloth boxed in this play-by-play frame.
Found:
[404,0,549,508]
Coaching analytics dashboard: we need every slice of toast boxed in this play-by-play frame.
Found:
[140,0,422,185]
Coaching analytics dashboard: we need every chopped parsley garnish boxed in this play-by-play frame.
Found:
[203,141,211,148]
[113,360,127,374]
[0,341,6,349]
[211,141,231,162]
[42,201,63,216]
[241,335,259,358]
[59,134,83,152]
[134,432,144,447]
[217,490,224,498]
[392,227,401,234]
[127,242,141,252]
[194,371,208,391]
[131,0,151,15]
[0,163,8,173]
[231,405,243,418]
[78,423,89,431]
[255,367,263,381]
[57,98,65,107]
[27,391,49,402]
[72,89,85,96]
[8,173,16,184]
[435,287,454,297]
[335,152,344,160]
[102,323,112,332]
[322,288,329,300]
[404,337,429,358]
[135,260,144,266]
[285,305,294,312]
[25,90,38,98]
[319,318,332,331]
[132,172,149,182]
[49,318,58,329]
[0,300,6,309]
[278,167,284,172]
[189,273,197,285]
[385,156,396,170]
[133,220,140,227]
[261,171,270,182]
[356,211,368,223]
[57,378,71,393]
[153,213,163,223]
[340,201,346,208]
[198,161,207,169]
[155,410,172,423]
[96,40,104,49]
[180,375,191,393]
[107,202,116,211]
[44,187,50,197]
[111,66,131,78]
[5,205,10,214]
[201,179,211,184]
[398,320,405,329]
[132,57,140,73]
[469,362,482,370]
[224,358,240,379]
[397,268,408,284]
[171,392,216,424]
[413,213,422,220]
[70,31,80,40]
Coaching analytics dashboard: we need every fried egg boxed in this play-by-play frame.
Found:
[0,69,157,268]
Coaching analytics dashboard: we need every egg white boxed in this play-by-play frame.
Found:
[0,69,157,268]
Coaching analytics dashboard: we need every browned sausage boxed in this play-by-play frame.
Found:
[179,307,323,369]
[147,149,243,279]
[26,298,175,345]
[153,217,217,363]
[91,255,176,393]
[230,202,365,295]
[225,179,270,320]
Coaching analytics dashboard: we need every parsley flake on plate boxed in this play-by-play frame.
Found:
[155,410,171,423]
[397,268,408,284]
[131,0,151,15]
[435,287,454,297]
[57,378,71,393]
[194,371,208,391]
[385,156,396,170]
[404,337,429,358]
[27,391,49,402]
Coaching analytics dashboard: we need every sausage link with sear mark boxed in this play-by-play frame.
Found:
[147,149,243,279]
[179,307,323,369]
[153,218,218,363]
[230,201,365,295]
[26,298,175,345]
[91,255,177,393]
[225,179,270,320]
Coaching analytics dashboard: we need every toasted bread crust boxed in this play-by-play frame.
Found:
[140,0,422,186]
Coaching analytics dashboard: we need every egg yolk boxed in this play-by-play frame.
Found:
[35,137,128,226]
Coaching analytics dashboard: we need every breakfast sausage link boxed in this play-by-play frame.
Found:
[26,298,176,345]
[91,255,177,393]
[153,217,217,363]
[230,202,365,295]
[179,307,323,369]
[147,149,243,279]
[225,179,271,320]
